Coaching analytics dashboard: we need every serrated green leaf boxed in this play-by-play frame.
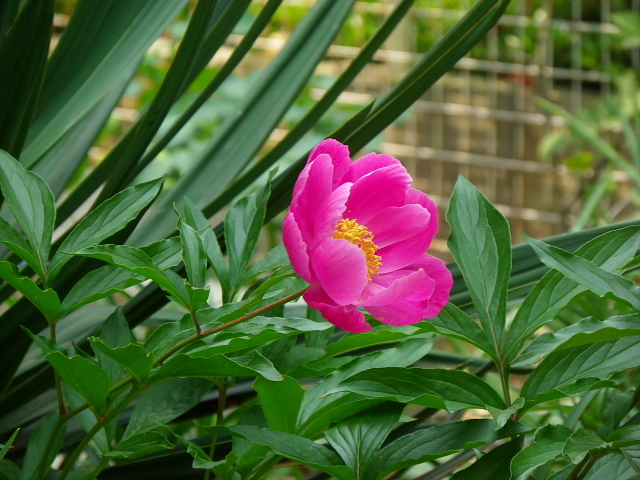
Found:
[525,236,640,310]
[505,225,640,362]
[123,377,211,440]
[563,428,608,464]
[255,375,304,434]
[521,337,640,409]
[213,425,356,480]
[49,177,164,279]
[371,420,528,480]
[515,315,640,367]
[178,221,207,289]
[44,351,111,413]
[510,424,572,480]
[450,438,523,480]
[447,175,511,357]
[90,338,153,383]
[0,150,55,277]
[0,259,60,320]
[330,367,506,413]
[151,351,283,383]
[326,403,404,480]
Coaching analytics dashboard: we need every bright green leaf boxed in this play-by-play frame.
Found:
[510,424,572,480]
[178,221,207,289]
[255,375,305,433]
[0,259,60,320]
[90,338,153,383]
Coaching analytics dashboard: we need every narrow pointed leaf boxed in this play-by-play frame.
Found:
[20,412,65,480]
[0,428,19,461]
[447,175,510,355]
[0,150,55,275]
[178,222,207,289]
[525,236,640,310]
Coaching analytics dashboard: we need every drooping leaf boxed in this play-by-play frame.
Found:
[510,425,572,480]
[370,420,529,480]
[325,403,404,480]
[254,375,305,434]
[521,337,640,409]
[447,175,511,357]
[212,425,356,480]
[515,315,640,367]
[0,260,60,320]
[504,225,640,362]
[0,216,42,275]
[44,351,111,413]
[525,236,640,310]
[329,367,506,413]
[105,429,174,460]
[48,177,164,279]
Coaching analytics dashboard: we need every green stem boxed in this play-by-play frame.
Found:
[190,307,202,334]
[58,386,140,480]
[498,361,512,408]
[50,321,67,417]
[36,416,65,480]
[156,286,309,365]
[204,379,227,480]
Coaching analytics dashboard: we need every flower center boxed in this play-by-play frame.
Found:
[333,218,382,280]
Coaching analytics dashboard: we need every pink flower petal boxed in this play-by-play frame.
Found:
[294,154,334,244]
[366,204,431,248]
[309,139,353,186]
[405,188,439,249]
[351,152,402,180]
[308,182,352,248]
[304,285,371,333]
[343,164,412,224]
[282,212,315,283]
[365,287,433,326]
[409,254,453,318]
[360,269,426,306]
[310,238,368,305]
[377,233,432,273]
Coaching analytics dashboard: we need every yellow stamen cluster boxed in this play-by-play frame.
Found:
[333,218,382,280]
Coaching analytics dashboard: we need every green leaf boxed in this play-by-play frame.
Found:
[330,367,506,413]
[446,175,511,356]
[255,375,305,434]
[599,390,636,438]
[505,225,640,362]
[44,351,111,413]
[0,259,60,320]
[246,243,289,279]
[21,326,67,356]
[0,0,52,157]
[525,236,640,310]
[123,377,211,439]
[515,315,640,367]
[424,303,497,362]
[0,150,55,277]
[510,424,572,480]
[607,425,640,447]
[20,411,65,480]
[94,307,131,383]
[69,244,188,306]
[583,454,637,480]
[151,351,283,383]
[322,324,428,358]
[49,177,164,279]
[0,428,19,461]
[371,420,529,480]
[212,425,356,480]
[21,0,188,167]
[450,438,523,480]
[90,338,153,383]
[298,336,436,437]
[105,430,174,459]
[178,221,207,290]
[0,215,42,275]
[64,386,112,454]
[225,182,270,293]
[521,337,640,409]
[326,403,404,480]
[563,428,608,464]
[60,237,182,313]
[182,197,230,292]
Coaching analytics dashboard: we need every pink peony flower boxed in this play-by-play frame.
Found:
[283,139,453,333]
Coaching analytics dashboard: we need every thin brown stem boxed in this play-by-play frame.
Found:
[190,307,202,334]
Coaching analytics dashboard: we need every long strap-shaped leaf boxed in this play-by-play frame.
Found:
[129,0,357,246]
